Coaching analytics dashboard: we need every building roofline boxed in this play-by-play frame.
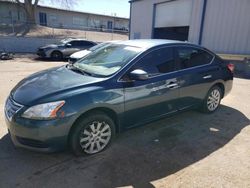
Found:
[37,5,129,20]
[0,0,129,20]
[129,0,143,3]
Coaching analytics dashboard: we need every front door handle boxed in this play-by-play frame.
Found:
[203,75,212,79]
[166,83,179,89]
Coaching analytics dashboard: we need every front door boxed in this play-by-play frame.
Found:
[122,46,180,128]
[63,41,81,56]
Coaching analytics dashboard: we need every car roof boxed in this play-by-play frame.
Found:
[66,38,95,42]
[112,39,200,50]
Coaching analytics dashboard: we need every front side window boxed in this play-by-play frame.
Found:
[68,41,79,47]
[78,41,94,46]
[131,47,175,77]
[177,47,213,69]
[73,44,143,76]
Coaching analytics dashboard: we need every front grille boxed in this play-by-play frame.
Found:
[37,49,46,57]
[5,97,23,120]
[16,136,48,148]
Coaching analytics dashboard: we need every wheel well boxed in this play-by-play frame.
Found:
[51,50,62,57]
[213,83,225,98]
[68,108,120,143]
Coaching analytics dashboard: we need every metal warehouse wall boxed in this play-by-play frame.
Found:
[130,0,173,39]
[130,0,203,40]
[130,0,250,55]
[201,0,250,55]
[130,0,154,39]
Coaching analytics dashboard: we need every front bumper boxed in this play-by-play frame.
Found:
[5,114,75,152]
[37,49,47,58]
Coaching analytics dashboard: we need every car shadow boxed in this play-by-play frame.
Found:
[0,105,249,188]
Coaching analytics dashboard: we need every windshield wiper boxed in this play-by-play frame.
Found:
[67,64,92,76]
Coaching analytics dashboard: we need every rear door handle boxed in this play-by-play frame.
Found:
[203,75,212,79]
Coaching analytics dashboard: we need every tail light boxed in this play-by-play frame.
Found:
[227,63,235,73]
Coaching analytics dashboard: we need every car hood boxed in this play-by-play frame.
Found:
[70,50,91,59]
[11,66,104,105]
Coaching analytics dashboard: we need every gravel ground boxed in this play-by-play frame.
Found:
[0,57,250,188]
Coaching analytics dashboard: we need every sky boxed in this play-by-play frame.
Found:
[40,0,130,18]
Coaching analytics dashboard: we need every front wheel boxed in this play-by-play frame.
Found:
[69,112,115,156]
[51,51,63,60]
[201,86,222,113]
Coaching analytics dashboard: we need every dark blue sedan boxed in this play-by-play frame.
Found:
[4,40,233,155]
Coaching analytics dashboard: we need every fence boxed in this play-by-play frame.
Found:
[0,21,129,53]
[0,20,129,41]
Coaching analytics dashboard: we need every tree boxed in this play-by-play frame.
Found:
[15,0,39,25]
[14,0,77,25]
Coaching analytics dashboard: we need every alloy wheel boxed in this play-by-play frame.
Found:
[207,89,221,111]
[79,121,112,154]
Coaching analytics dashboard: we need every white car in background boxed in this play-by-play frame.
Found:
[68,41,120,64]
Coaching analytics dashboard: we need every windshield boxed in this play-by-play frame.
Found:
[73,44,143,76]
[89,42,108,51]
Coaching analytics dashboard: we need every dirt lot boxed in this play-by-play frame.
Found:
[0,57,250,188]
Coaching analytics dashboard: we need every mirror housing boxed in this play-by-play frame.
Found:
[66,43,72,48]
[129,69,149,81]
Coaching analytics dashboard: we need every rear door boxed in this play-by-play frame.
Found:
[175,46,219,110]
[122,46,180,128]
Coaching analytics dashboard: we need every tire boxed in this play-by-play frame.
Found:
[201,86,222,113]
[69,111,115,156]
[51,51,63,60]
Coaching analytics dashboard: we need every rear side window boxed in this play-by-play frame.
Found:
[132,47,175,77]
[177,47,213,69]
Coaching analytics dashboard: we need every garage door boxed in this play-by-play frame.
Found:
[155,0,192,28]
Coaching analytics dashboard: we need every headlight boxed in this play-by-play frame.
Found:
[22,101,65,120]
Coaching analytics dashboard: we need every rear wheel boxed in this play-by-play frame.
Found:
[51,51,63,60]
[201,86,222,113]
[69,112,115,156]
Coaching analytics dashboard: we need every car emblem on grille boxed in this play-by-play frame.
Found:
[5,98,23,121]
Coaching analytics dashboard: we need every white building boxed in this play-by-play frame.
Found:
[129,0,250,54]
[0,1,129,31]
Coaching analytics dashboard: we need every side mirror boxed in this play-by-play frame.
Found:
[129,69,149,81]
[66,43,72,48]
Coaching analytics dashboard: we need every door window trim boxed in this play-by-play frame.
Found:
[118,44,215,82]
[118,45,177,82]
[175,46,215,72]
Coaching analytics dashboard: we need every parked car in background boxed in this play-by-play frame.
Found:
[37,38,97,60]
[68,41,120,64]
[5,40,234,156]
[69,42,108,64]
